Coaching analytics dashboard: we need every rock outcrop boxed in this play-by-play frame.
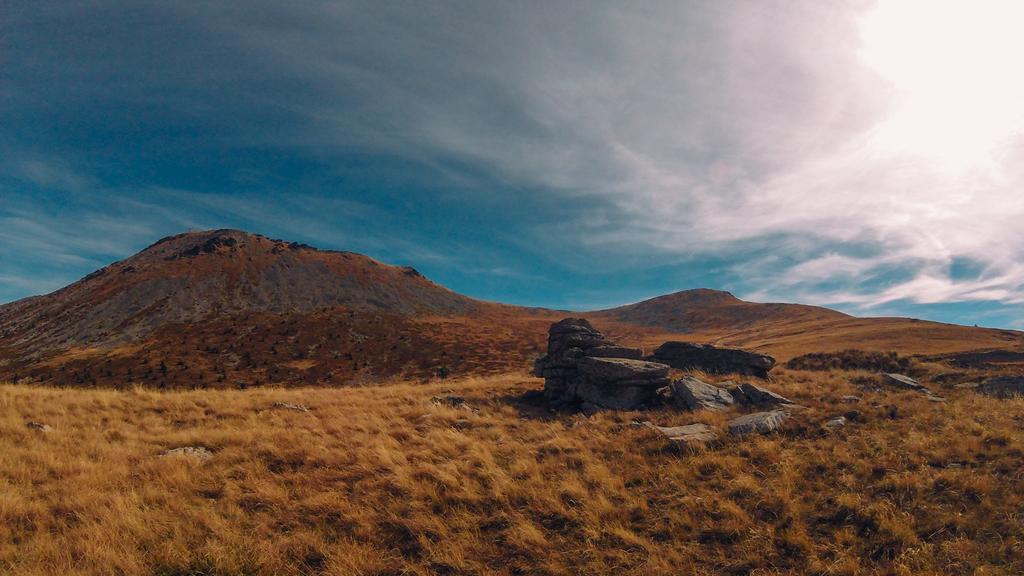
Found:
[976,376,1024,399]
[534,318,669,410]
[534,319,797,412]
[575,358,672,410]
[649,342,776,378]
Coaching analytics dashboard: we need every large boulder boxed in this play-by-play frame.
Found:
[534,318,611,406]
[649,342,776,378]
[729,382,792,407]
[663,376,734,411]
[546,318,607,354]
[577,357,670,383]
[576,382,660,411]
[976,376,1024,399]
[585,345,644,360]
[575,357,671,410]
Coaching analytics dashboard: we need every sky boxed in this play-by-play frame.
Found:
[2,1,1024,328]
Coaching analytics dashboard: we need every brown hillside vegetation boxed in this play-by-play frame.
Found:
[590,291,1024,363]
[3,369,1023,575]
[2,229,1023,389]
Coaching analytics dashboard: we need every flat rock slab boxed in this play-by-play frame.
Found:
[976,376,1024,399]
[577,356,670,384]
[652,423,718,447]
[731,382,792,407]
[670,376,734,411]
[160,446,213,461]
[883,373,927,391]
[273,402,310,412]
[728,410,789,437]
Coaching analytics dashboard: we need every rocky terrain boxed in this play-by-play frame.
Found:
[2,229,1023,389]
[3,230,1024,575]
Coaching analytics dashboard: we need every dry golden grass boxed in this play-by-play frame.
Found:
[2,370,1023,575]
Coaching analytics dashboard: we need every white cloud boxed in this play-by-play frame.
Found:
[6,0,1024,316]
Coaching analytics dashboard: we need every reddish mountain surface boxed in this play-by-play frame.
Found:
[594,288,847,332]
[1,229,1021,388]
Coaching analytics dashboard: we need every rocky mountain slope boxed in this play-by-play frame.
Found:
[0,229,477,353]
[1,229,1021,388]
[594,288,848,333]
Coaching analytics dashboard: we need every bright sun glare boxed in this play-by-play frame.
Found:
[859,0,1024,172]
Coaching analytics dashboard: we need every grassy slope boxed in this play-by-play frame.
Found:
[3,372,1023,575]
[593,315,1024,363]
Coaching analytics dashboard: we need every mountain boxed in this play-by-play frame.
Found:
[0,230,560,387]
[593,289,1023,362]
[1,229,477,352]
[1,229,1021,388]
[594,288,848,332]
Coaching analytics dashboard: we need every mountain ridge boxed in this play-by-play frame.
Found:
[2,229,1021,388]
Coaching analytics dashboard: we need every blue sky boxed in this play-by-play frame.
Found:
[2,1,1024,328]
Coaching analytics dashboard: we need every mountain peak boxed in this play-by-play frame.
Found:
[598,287,845,333]
[660,288,740,302]
[0,228,479,354]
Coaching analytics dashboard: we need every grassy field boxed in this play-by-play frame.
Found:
[2,370,1023,575]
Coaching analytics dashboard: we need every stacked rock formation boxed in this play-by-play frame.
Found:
[534,318,789,414]
[533,318,668,410]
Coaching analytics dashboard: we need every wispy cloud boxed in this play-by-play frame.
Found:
[3,1,1023,327]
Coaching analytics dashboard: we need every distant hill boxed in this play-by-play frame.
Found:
[1,229,1021,387]
[594,288,848,332]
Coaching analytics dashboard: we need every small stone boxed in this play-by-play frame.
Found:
[160,446,213,461]
[430,395,465,407]
[882,373,926,391]
[26,421,53,432]
[841,395,861,403]
[728,410,789,437]
[824,416,846,429]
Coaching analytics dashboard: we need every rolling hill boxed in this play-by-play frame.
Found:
[1,229,1021,387]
